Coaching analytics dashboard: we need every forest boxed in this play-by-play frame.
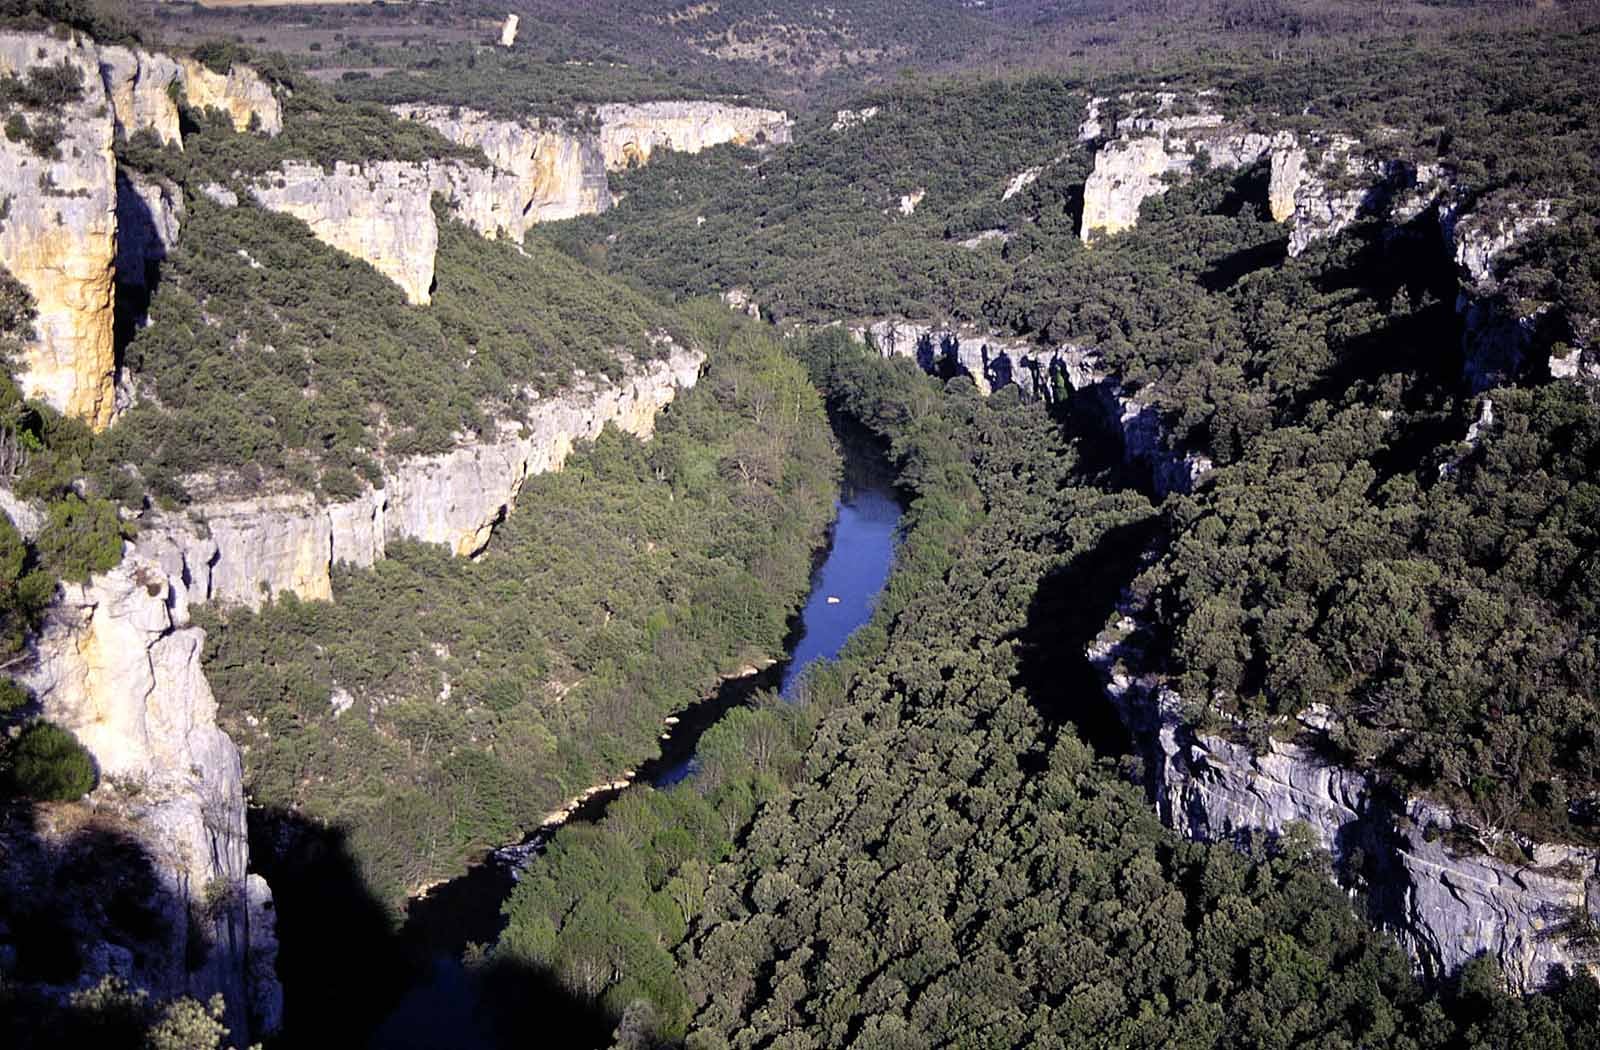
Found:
[201,307,838,907]
[537,21,1600,847]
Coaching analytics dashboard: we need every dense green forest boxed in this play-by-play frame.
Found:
[488,333,1600,1048]
[202,308,837,905]
[534,23,1600,844]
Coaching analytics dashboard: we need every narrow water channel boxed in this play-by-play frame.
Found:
[367,461,902,1049]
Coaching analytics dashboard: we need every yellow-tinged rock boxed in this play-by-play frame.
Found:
[179,56,282,135]
[0,32,119,429]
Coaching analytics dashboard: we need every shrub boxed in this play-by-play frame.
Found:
[2,721,96,800]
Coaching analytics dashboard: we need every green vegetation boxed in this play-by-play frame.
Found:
[0,58,81,159]
[535,24,1600,844]
[496,334,1600,1048]
[96,197,681,502]
[202,308,837,904]
[0,721,94,801]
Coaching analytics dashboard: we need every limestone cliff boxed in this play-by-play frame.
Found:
[142,345,704,609]
[1441,194,1560,392]
[98,46,184,147]
[1079,92,1281,243]
[250,161,439,305]
[853,320,1211,496]
[0,32,118,430]
[1093,603,1600,993]
[595,101,791,169]
[177,57,282,136]
[393,104,612,227]
[15,539,282,1040]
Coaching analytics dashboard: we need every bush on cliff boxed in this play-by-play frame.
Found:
[1,721,95,801]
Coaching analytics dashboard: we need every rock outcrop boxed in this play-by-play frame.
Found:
[1093,600,1600,993]
[830,106,878,132]
[1079,93,1281,243]
[393,104,612,228]
[0,32,119,430]
[595,101,791,169]
[16,539,282,1040]
[854,320,1210,496]
[98,46,184,147]
[143,345,704,609]
[499,13,519,48]
[1441,195,1559,392]
[250,161,439,305]
[0,30,279,428]
[178,56,282,136]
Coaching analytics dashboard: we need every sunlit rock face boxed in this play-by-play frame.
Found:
[0,32,119,429]
[1079,92,1281,243]
[392,104,613,227]
[177,56,282,135]
[594,101,792,169]
[250,160,440,305]
[98,46,184,147]
[143,345,705,609]
[17,539,282,1041]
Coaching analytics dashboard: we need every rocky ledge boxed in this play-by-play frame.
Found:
[1092,600,1600,994]
[851,319,1212,496]
[142,344,705,610]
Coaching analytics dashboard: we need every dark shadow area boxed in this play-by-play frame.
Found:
[1198,236,1289,292]
[249,807,614,1050]
[1218,159,1271,220]
[1011,516,1163,757]
[112,169,173,379]
[0,803,178,1049]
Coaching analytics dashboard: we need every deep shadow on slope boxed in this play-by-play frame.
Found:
[1012,516,1159,759]
[0,804,182,1048]
[249,809,614,1050]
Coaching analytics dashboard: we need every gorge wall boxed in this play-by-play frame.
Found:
[850,319,1212,497]
[11,536,283,1042]
[257,99,792,305]
[1092,601,1600,993]
[142,344,704,609]
[0,31,279,429]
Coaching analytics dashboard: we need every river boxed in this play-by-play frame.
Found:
[367,465,901,1049]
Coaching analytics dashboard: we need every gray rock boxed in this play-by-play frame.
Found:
[1092,598,1600,993]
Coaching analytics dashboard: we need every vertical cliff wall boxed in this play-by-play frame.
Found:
[15,537,282,1041]
[1092,602,1600,993]
[1078,93,1281,243]
[98,46,184,147]
[392,104,612,227]
[595,101,792,169]
[0,32,119,430]
[250,161,439,305]
[850,320,1212,496]
[143,345,705,609]
[0,30,279,428]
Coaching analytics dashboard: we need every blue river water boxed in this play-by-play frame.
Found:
[369,475,900,1049]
